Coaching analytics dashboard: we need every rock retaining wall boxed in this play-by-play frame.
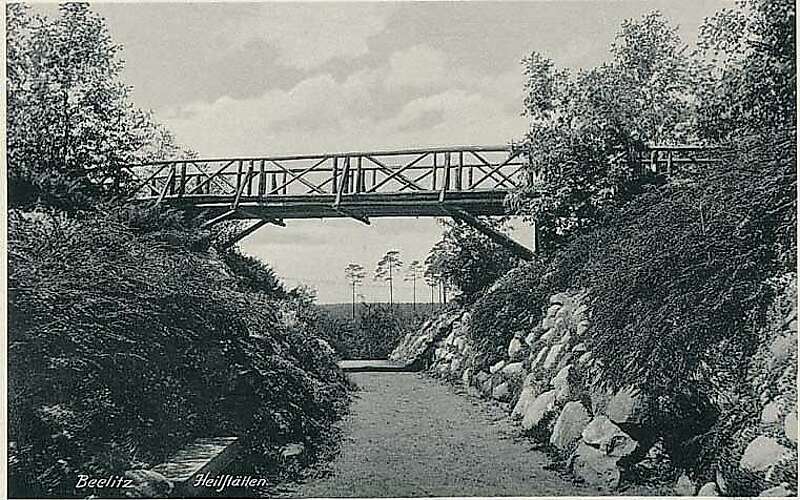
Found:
[390,282,799,496]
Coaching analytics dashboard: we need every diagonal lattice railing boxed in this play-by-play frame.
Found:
[122,144,722,203]
[117,144,723,256]
[123,146,529,204]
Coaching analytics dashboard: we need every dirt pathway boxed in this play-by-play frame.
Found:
[274,372,634,498]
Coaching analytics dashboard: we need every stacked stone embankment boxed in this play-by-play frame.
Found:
[390,283,798,495]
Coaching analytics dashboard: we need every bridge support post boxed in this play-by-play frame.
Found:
[439,205,535,261]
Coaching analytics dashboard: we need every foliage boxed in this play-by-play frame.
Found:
[7,210,350,498]
[468,259,551,370]
[511,11,698,246]
[221,248,286,297]
[695,0,796,142]
[6,3,192,211]
[460,0,795,486]
[425,218,520,303]
[349,304,417,359]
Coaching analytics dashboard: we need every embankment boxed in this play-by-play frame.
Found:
[391,280,798,496]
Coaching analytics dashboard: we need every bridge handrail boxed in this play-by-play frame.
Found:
[122,144,514,168]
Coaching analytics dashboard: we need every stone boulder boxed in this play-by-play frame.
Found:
[531,346,548,369]
[281,442,305,459]
[606,386,649,428]
[461,368,473,387]
[123,470,173,498]
[492,382,511,402]
[508,336,528,361]
[511,374,538,420]
[697,481,719,496]
[581,415,638,458]
[740,435,792,473]
[550,402,591,451]
[784,411,797,443]
[760,483,795,497]
[576,320,591,337]
[768,333,795,369]
[570,442,621,491]
[542,305,561,330]
[502,362,525,377]
[551,364,577,403]
[525,327,543,346]
[489,360,506,374]
[673,472,695,496]
[543,343,564,370]
[549,292,570,306]
[521,390,557,431]
[761,401,782,424]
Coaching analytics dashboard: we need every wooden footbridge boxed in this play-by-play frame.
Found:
[123,144,720,258]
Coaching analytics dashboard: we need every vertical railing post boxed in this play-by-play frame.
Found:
[168,164,177,195]
[177,162,186,198]
[332,156,339,194]
[432,153,438,191]
[344,157,351,194]
[259,159,266,197]
[235,160,243,196]
[456,151,463,190]
[650,149,658,174]
[282,171,287,194]
[356,156,364,193]
[246,160,254,196]
[440,152,451,202]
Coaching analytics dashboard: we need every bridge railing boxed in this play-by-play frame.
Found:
[123,146,528,202]
[121,144,723,203]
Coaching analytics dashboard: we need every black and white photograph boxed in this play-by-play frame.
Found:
[4,1,798,498]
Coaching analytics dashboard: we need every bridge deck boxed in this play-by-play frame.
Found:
[152,190,509,219]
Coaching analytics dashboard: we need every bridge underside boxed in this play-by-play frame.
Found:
[164,190,509,220]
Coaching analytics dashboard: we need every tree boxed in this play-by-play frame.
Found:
[6,3,192,211]
[344,263,366,319]
[404,260,423,311]
[424,219,519,302]
[374,250,403,307]
[694,0,795,142]
[424,270,437,306]
[510,11,698,247]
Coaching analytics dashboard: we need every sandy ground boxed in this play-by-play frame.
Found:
[272,372,663,498]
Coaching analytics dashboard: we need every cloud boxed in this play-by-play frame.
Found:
[163,58,527,158]
[230,4,396,70]
[385,45,447,90]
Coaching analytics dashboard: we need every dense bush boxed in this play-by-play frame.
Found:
[425,218,520,303]
[468,259,550,370]
[7,207,351,498]
[348,304,423,359]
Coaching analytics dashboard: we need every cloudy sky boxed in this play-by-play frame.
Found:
[84,1,728,303]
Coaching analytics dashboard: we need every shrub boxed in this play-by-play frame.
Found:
[468,258,551,371]
[7,208,350,498]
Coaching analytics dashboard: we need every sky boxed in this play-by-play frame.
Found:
[66,1,730,303]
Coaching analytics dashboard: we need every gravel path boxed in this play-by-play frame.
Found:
[274,372,624,498]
